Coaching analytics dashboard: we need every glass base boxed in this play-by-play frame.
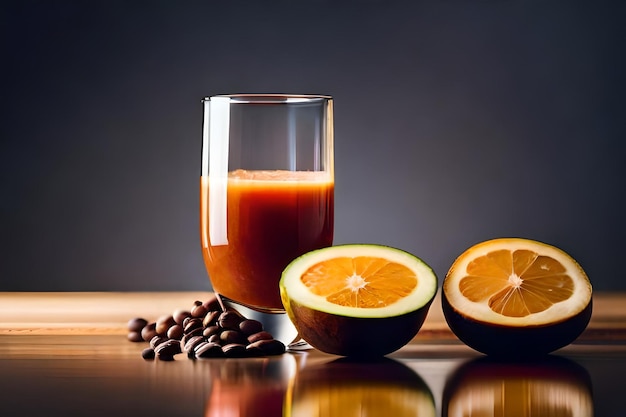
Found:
[216,294,311,351]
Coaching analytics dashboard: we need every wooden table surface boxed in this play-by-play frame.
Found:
[1,291,625,417]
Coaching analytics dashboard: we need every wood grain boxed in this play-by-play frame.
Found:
[1,292,625,340]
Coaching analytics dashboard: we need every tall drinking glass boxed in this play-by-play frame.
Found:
[200,94,334,346]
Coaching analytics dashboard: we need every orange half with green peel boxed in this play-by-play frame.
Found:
[280,244,438,357]
[442,238,593,357]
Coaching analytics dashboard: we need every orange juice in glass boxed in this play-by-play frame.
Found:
[200,95,334,345]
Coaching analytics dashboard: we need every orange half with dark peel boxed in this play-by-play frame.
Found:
[442,238,592,357]
[280,244,438,357]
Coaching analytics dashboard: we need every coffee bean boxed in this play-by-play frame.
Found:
[154,339,181,361]
[191,304,208,318]
[127,331,144,343]
[185,326,203,339]
[183,335,205,353]
[247,339,286,356]
[189,341,206,359]
[127,317,148,332]
[156,315,176,335]
[173,309,191,325]
[167,324,184,340]
[129,297,286,361]
[141,322,158,342]
[195,342,224,358]
[239,319,263,335]
[202,325,220,338]
[150,335,169,349]
[142,347,156,360]
[247,331,273,343]
[202,310,220,327]
[222,343,248,357]
[202,294,221,312]
[181,331,201,347]
[218,311,243,330]
[155,339,182,357]
[220,329,247,345]
[183,318,203,334]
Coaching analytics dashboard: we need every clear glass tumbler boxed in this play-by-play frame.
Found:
[200,94,334,346]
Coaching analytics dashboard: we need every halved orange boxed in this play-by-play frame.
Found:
[280,244,438,357]
[442,238,593,357]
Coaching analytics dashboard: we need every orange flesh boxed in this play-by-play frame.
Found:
[300,256,418,308]
[460,249,575,317]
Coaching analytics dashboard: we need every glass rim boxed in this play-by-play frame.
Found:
[202,93,332,104]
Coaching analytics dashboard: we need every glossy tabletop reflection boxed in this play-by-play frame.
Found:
[1,292,625,417]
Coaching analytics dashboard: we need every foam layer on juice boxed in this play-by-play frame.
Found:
[229,169,333,184]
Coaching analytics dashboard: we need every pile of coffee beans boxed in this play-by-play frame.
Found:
[127,295,286,361]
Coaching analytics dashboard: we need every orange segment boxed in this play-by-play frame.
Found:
[459,249,575,317]
[300,256,418,308]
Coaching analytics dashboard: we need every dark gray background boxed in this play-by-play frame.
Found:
[2,1,624,291]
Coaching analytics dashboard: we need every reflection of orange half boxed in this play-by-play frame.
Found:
[443,356,593,417]
[285,357,436,417]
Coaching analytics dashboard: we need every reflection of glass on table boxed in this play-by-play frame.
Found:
[204,355,297,417]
